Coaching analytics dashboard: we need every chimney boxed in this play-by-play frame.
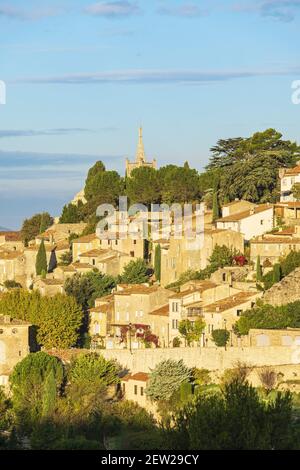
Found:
[216,306,220,312]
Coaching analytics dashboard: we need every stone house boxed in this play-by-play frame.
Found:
[79,248,133,277]
[250,227,300,265]
[0,231,24,251]
[168,281,242,345]
[216,204,274,242]
[157,228,244,287]
[89,294,115,343]
[33,278,65,296]
[0,315,31,388]
[102,284,172,349]
[35,222,87,245]
[279,165,300,202]
[203,291,262,339]
[221,200,255,218]
[0,250,26,287]
[120,372,155,413]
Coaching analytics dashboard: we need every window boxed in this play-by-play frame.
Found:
[134,240,137,245]
[140,387,144,396]
[260,220,264,225]
[92,259,96,266]
[172,302,179,313]
[222,273,226,282]
[122,383,126,393]
[130,251,135,257]
[12,328,17,334]
[134,385,138,395]
[237,309,243,317]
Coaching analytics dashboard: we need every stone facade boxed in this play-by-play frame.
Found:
[216,204,274,242]
[158,229,244,287]
[0,316,31,387]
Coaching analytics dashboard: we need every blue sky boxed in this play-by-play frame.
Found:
[1,0,300,228]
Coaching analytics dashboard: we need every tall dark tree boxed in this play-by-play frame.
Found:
[154,244,161,282]
[36,240,48,276]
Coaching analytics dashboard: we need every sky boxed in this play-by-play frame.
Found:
[0,0,300,229]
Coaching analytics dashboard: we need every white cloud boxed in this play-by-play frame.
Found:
[85,1,140,18]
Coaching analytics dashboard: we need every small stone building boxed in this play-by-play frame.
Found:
[0,316,31,388]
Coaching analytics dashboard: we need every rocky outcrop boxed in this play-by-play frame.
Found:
[263,267,300,306]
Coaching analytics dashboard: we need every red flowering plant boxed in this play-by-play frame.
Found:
[233,255,247,266]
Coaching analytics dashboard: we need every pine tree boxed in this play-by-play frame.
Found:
[256,255,262,281]
[154,244,161,282]
[36,240,48,276]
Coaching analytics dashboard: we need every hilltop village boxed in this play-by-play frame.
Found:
[2,128,300,449]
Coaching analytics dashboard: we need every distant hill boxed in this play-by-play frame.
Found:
[0,226,11,232]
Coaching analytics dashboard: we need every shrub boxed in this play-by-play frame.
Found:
[211,329,230,347]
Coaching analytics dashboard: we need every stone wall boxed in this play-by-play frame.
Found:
[99,345,298,374]
[263,268,300,306]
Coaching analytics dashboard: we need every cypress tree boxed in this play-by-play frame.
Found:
[48,250,57,273]
[273,263,282,284]
[212,191,220,221]
[36,240,48,276]
[154,244,161,282]
[256,255,262,281]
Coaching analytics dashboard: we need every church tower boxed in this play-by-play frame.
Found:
[126,127,157,177]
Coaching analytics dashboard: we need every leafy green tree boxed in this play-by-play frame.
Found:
[121,259,149,284]
[256,255,262,281]
[211,329,230,347]
[69,353,120,388]
[126,167,161,206]
[178,319,205,346]
[0,290,83,349]
[159,165,201,204]
[60,203,83,224]
[165,380,293,450]
[85,168,124,206]
[21,212,53,245]
[64,271,116,310]
[154,244,161,282]
[207,129,300,203]
[59,251,73,266]
[292,183,300,201]
[145,359,191,402]
[208,244,235,271]
[36,240,47,276]
[37,294,83,349]
[234,301,300,336]
[9,352,64,429]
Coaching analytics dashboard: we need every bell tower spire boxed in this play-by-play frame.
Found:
[136,126,146,163]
